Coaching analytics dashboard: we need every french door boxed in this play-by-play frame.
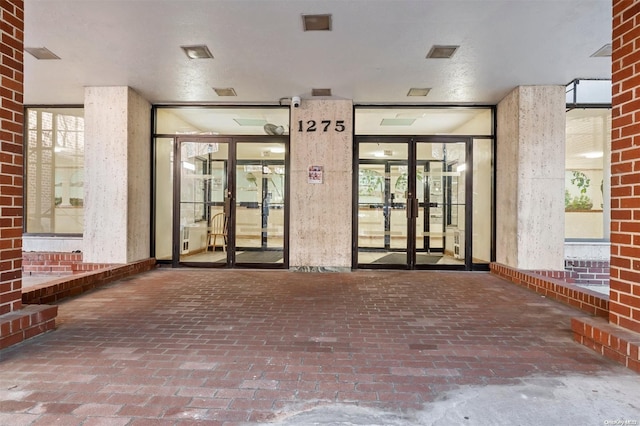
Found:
[355,137,470,269]
[173,136,288,268]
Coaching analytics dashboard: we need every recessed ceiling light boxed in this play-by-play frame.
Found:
[591,43,612,57]
[213,88,237,96]
[407,88,431,97]
[25,47,60,60]
[583,151,604,158]
[312,88,332,96]
[302,14,332,31]
[181,45,214,59]
[426,45,459,59]
[233,118,267,126]
[380,118,416,126]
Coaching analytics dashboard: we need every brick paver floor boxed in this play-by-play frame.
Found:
[0,269,637,425]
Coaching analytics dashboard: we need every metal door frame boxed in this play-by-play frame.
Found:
[354,135,473,270]
[172,136,289,268]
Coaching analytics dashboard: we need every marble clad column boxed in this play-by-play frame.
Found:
[83,87,151,264]
[289,100,353,270]
[496,86,565,270]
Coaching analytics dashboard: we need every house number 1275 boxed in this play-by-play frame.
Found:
[298,120,346,132]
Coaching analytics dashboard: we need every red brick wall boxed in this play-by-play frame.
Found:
[611,1,640,333]
[0,1,24,315]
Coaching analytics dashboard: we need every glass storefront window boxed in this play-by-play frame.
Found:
[565,108,611,240]
[155,107,289,135]
[26,107,84,234]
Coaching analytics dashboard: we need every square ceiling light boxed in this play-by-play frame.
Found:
[426,45,459,59]
[312,88,332,96]
[213,88,237,96]
[302,14,332,31]
[234,118,267,126]
[380,118,416,126]
[591,43,612,57]
[407,88,431,97]
[25,47,60,60]
[181,45,214,59]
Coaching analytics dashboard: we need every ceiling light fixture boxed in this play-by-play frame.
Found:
[213,87,237,96]
[426,45,459,59]
[25,47,60,60]
[181,45,214,59]
[583,151,604,158]
[380,118,416,126]
[233,118,267,126]
[591,43,612,57]
[312,88,332,96]
[407,88,431,97]
[302,14,332,31]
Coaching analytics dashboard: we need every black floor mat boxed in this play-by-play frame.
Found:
[370,253,442,264]
[235,251,283,263]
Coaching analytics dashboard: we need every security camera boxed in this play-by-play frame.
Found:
[292,96,301,108]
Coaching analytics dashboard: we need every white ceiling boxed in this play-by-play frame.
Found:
[24,0,612,106]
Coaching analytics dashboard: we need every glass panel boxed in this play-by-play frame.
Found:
[26,108,84,234]
[473,139,493,263]
[179,141,228,264]
[355,107,493,136]
[448,144,466,263]
[389,165,408,249]
[426,161,444,252]
[358,163,386,250]
[235,142,285,264]
[416,142,465,265]
[565,108,610,240]
[156,107,289,136]
[357,142,408,265]
[155,138,173,260]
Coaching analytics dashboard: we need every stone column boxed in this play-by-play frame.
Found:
[289,100,353,270]
[83,87,151,264]
[496,86,566,270]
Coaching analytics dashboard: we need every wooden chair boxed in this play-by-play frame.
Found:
[208,212,227,252]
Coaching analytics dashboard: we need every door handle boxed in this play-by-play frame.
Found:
[406,197,419,219]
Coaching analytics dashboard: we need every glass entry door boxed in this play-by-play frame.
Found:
[174,137,287,267]
[356,138,468,269]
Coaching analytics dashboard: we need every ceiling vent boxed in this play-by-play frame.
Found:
[426,45,459,59]
[25,47,60,60]
[181,45,214,59]
[213,88,237,96]
[312,88,332,96]
[302,14,332,31]
[591,43,612,57]
[407,88,431,97]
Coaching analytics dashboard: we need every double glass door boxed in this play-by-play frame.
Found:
[174,137,287,267]
[356,138,468,269]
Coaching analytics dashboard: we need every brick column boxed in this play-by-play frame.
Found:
[0,0,57,350]
[610,1,640,334]
[0,0,24,316]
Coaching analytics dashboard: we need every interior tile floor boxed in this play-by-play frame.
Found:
[2,269,636,425]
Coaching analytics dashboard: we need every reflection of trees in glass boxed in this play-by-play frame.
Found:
[394,170,423,193]
[359,169,384,195]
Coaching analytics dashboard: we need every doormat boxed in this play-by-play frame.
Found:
[370,253,442,264]
[235,251,283,264]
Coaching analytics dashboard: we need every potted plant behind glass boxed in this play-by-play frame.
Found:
[565,170,593,211]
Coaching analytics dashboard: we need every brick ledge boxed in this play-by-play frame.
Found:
[490,262,609,317]
[22,258,156,305]
[0,304,58,350]
[572,316,640,373]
